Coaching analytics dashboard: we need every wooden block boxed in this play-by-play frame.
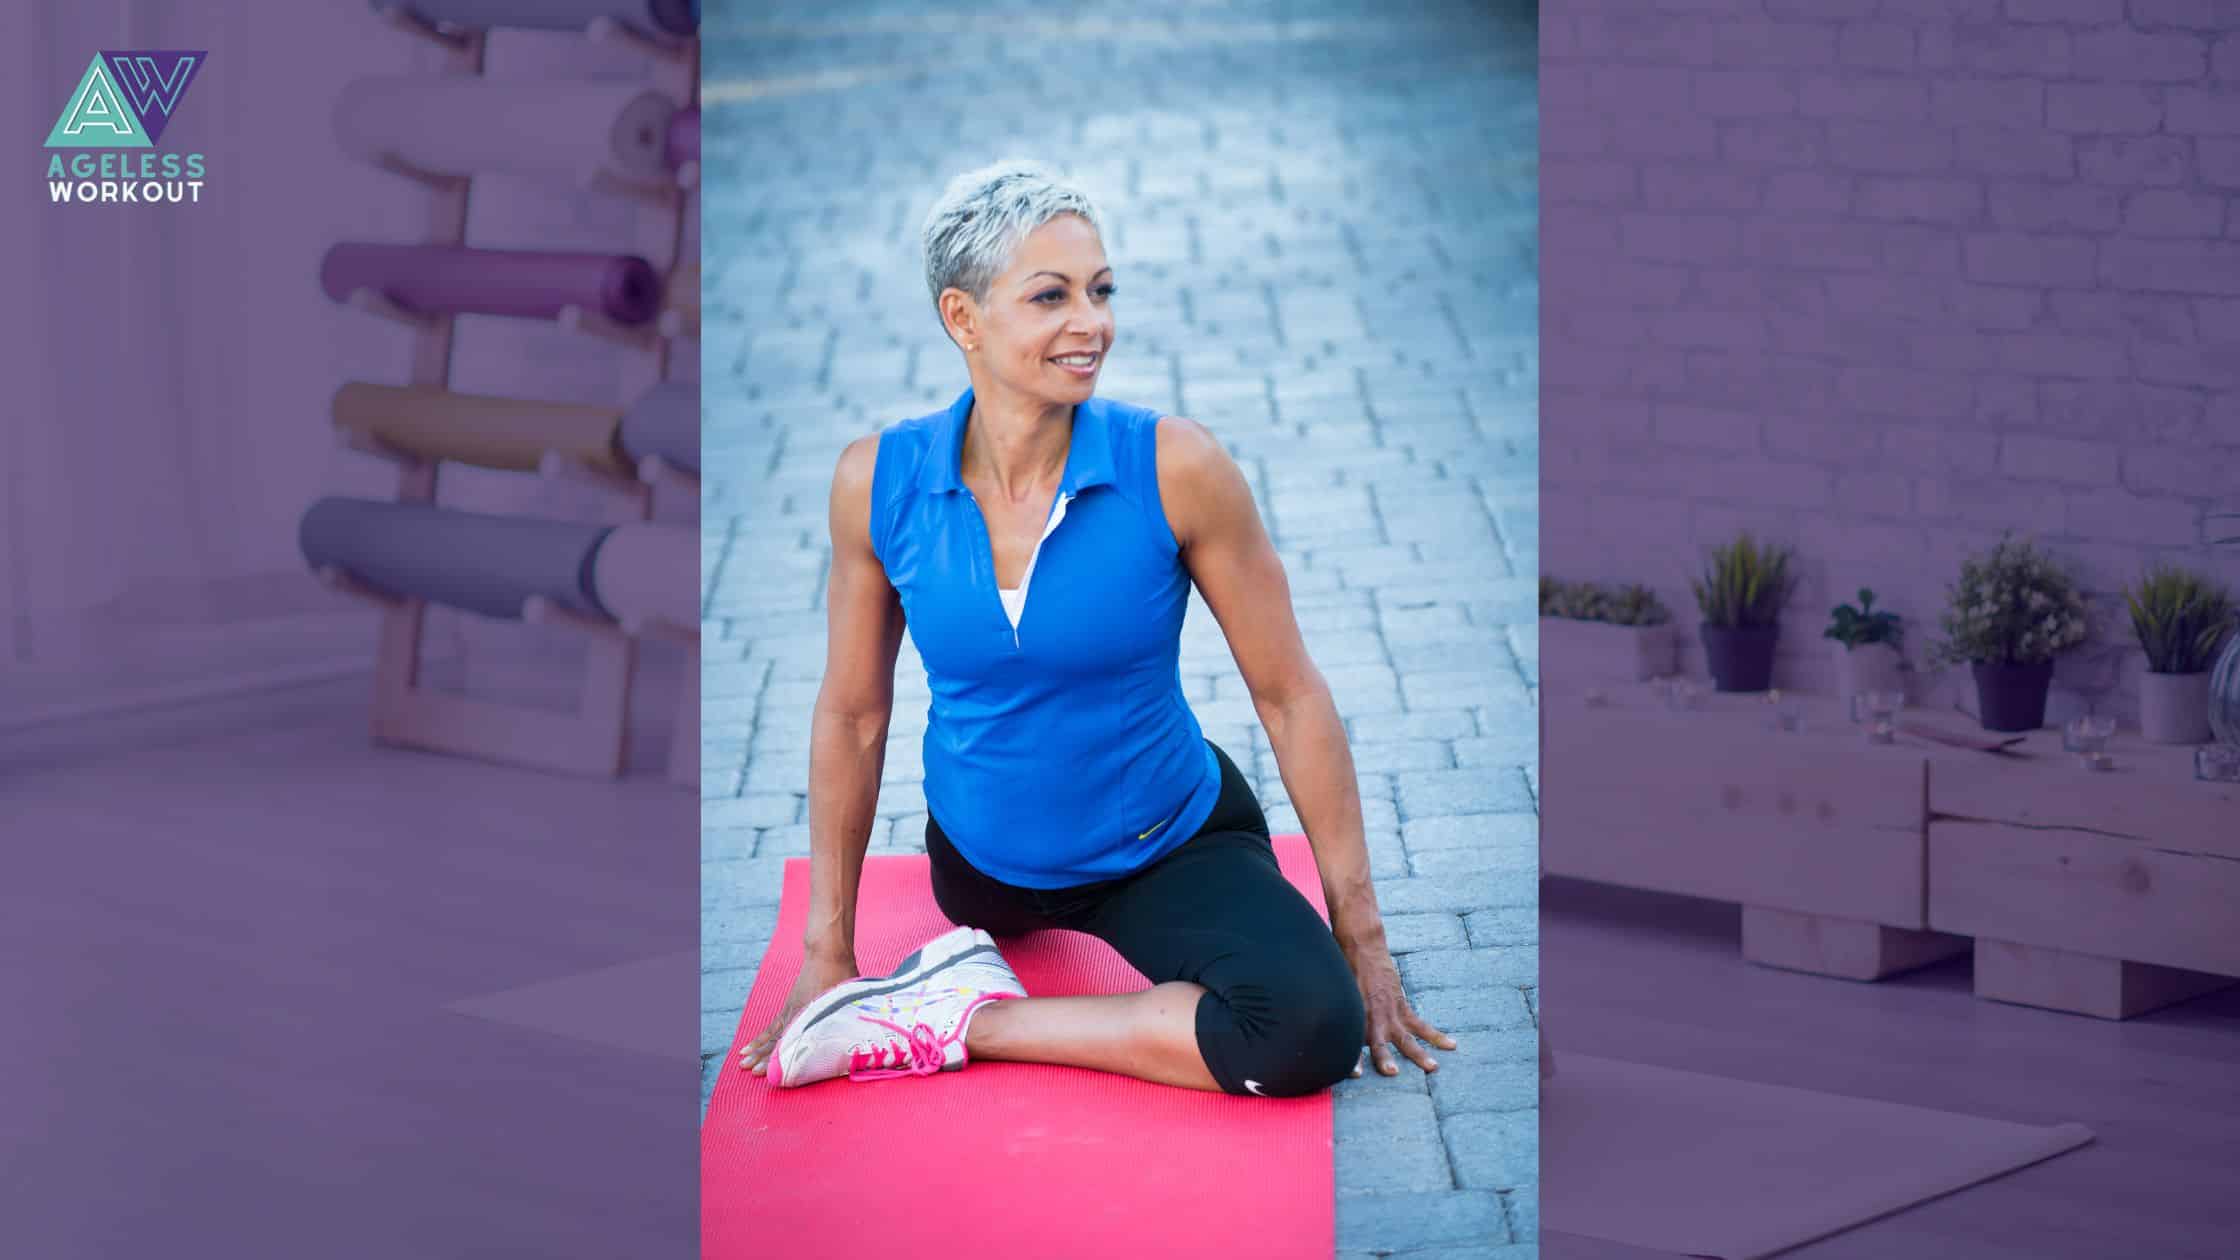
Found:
[1539,616,1676,684]
[1742,906,1970,981]
[1929,728,2240,860]
[1543,690,1934,927]
[1973,938,2235,1020]
[1929,821,2240,981]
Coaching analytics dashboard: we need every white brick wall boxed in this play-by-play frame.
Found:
[1545,0,2240,723]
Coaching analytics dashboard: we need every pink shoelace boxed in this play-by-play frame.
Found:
[847,993,1016,1082]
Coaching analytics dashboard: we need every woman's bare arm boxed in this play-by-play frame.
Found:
[801,434,908,966]
[1158,416,1452,1076]
[1154,416,1385,951]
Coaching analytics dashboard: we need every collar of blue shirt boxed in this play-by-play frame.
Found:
[918,387,1117,497]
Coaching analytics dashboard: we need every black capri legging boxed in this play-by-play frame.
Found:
[925,742,1366,1099]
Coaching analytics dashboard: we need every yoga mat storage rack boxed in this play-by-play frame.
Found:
[319,11,698,783]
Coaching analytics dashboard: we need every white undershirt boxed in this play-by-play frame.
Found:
[999,492,1072,631]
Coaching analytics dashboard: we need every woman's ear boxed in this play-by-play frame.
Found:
[939,288,979,352]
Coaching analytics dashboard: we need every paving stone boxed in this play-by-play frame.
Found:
[1401,812,1537,853]
[1399,669,1534,711]
[1380,911,1468,955]
[1336,1191,1508,1253]
[702,793,801,830]
[1501,1185,1539,1244]
[1333,1091,1455,1195]
[1445,1110,1538,1191]
[1402,947,1540,992]
[700,857,792,915]
[1463,907,1537,948]
[1350,709,1478,742]
[1411,843,1540,880]
[752,824,814,857]
[1350,739,1457,775]
[1394,769,1536,819]
[1373,875,1534,915]
[1409,986,1537,1035]
[703,826,756,862]
[1450,729,1538,770]
[1426,1027,1541,1117]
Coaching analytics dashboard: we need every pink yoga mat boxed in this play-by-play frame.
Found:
[702,835,1336,1260]
[319,243,662,326]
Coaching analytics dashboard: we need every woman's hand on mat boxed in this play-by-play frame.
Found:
[1343,938,1456,1078]
[739,947,859,1075]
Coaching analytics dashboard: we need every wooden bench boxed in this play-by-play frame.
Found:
[1927,728,2240,1019]
[1542,687,1968,981]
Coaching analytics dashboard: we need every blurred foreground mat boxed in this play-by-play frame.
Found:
[1542,1053,2093,1259]
[701,836,1335,1260]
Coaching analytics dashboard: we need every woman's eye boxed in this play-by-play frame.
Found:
[1033,290,1063,303]
[1094,284,1116,299]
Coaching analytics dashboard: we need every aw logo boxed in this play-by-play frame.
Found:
[47,51,205,148]
[44,51,210,205]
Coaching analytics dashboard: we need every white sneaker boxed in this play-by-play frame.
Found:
[768,926,1025,1088]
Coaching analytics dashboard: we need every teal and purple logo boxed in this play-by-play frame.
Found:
[45,51,208,203]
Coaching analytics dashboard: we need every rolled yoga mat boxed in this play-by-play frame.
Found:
[321,243,662,326]
[1542,1053,2094,1258]
[617,380,699,474]
[658,259,699,338]
[332,382,631,476]
[335,77,676,185]
[665,107,698,169]
[701,835,1336,1260]
[300,497,614,621]
[588,522,698,630]
[373,0,697,38]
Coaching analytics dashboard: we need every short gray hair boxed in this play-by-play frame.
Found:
[920,159,1104,306]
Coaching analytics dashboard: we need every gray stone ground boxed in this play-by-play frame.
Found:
[698,3,1539,1254]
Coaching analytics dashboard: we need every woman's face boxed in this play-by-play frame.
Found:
[956,213,1115,406]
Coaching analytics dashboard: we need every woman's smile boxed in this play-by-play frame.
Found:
[1049,349,1101,378]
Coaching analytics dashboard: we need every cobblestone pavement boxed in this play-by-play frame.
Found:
[698,3,1538,1254]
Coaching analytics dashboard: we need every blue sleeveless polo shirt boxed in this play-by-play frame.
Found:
[869,388,1222,889]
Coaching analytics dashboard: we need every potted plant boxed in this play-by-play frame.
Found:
[2124,565,2234,744]
[1690,533,1793,692]
[1539,577,1676,682]
[1824,587,1905,719]
[1930,536,2089,733]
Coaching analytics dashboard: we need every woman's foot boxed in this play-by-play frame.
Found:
[767,926,1026,1088]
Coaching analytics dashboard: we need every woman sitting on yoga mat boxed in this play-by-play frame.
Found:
[738,159,1455,1097]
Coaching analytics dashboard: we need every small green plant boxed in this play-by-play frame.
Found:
[1825,588,1903,650]
[1540,578,1669,626]
[2126,565,2235,674]
[1690,534,1794,629]
[1551,580,1608,621]
[1930,535,2089,666]
[1605,583,1671,627]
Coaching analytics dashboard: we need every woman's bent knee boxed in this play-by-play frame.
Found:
[1204,972,1364,1098]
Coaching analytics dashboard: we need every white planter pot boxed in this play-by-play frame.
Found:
[1539,617,1676,685]
[2138,670,2212,745]
[1833,641,1904,719]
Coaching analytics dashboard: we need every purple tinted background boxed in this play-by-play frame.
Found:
[4,3,695,1254]
[1541,1,2240,1256]
[1543,0,2240,721]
